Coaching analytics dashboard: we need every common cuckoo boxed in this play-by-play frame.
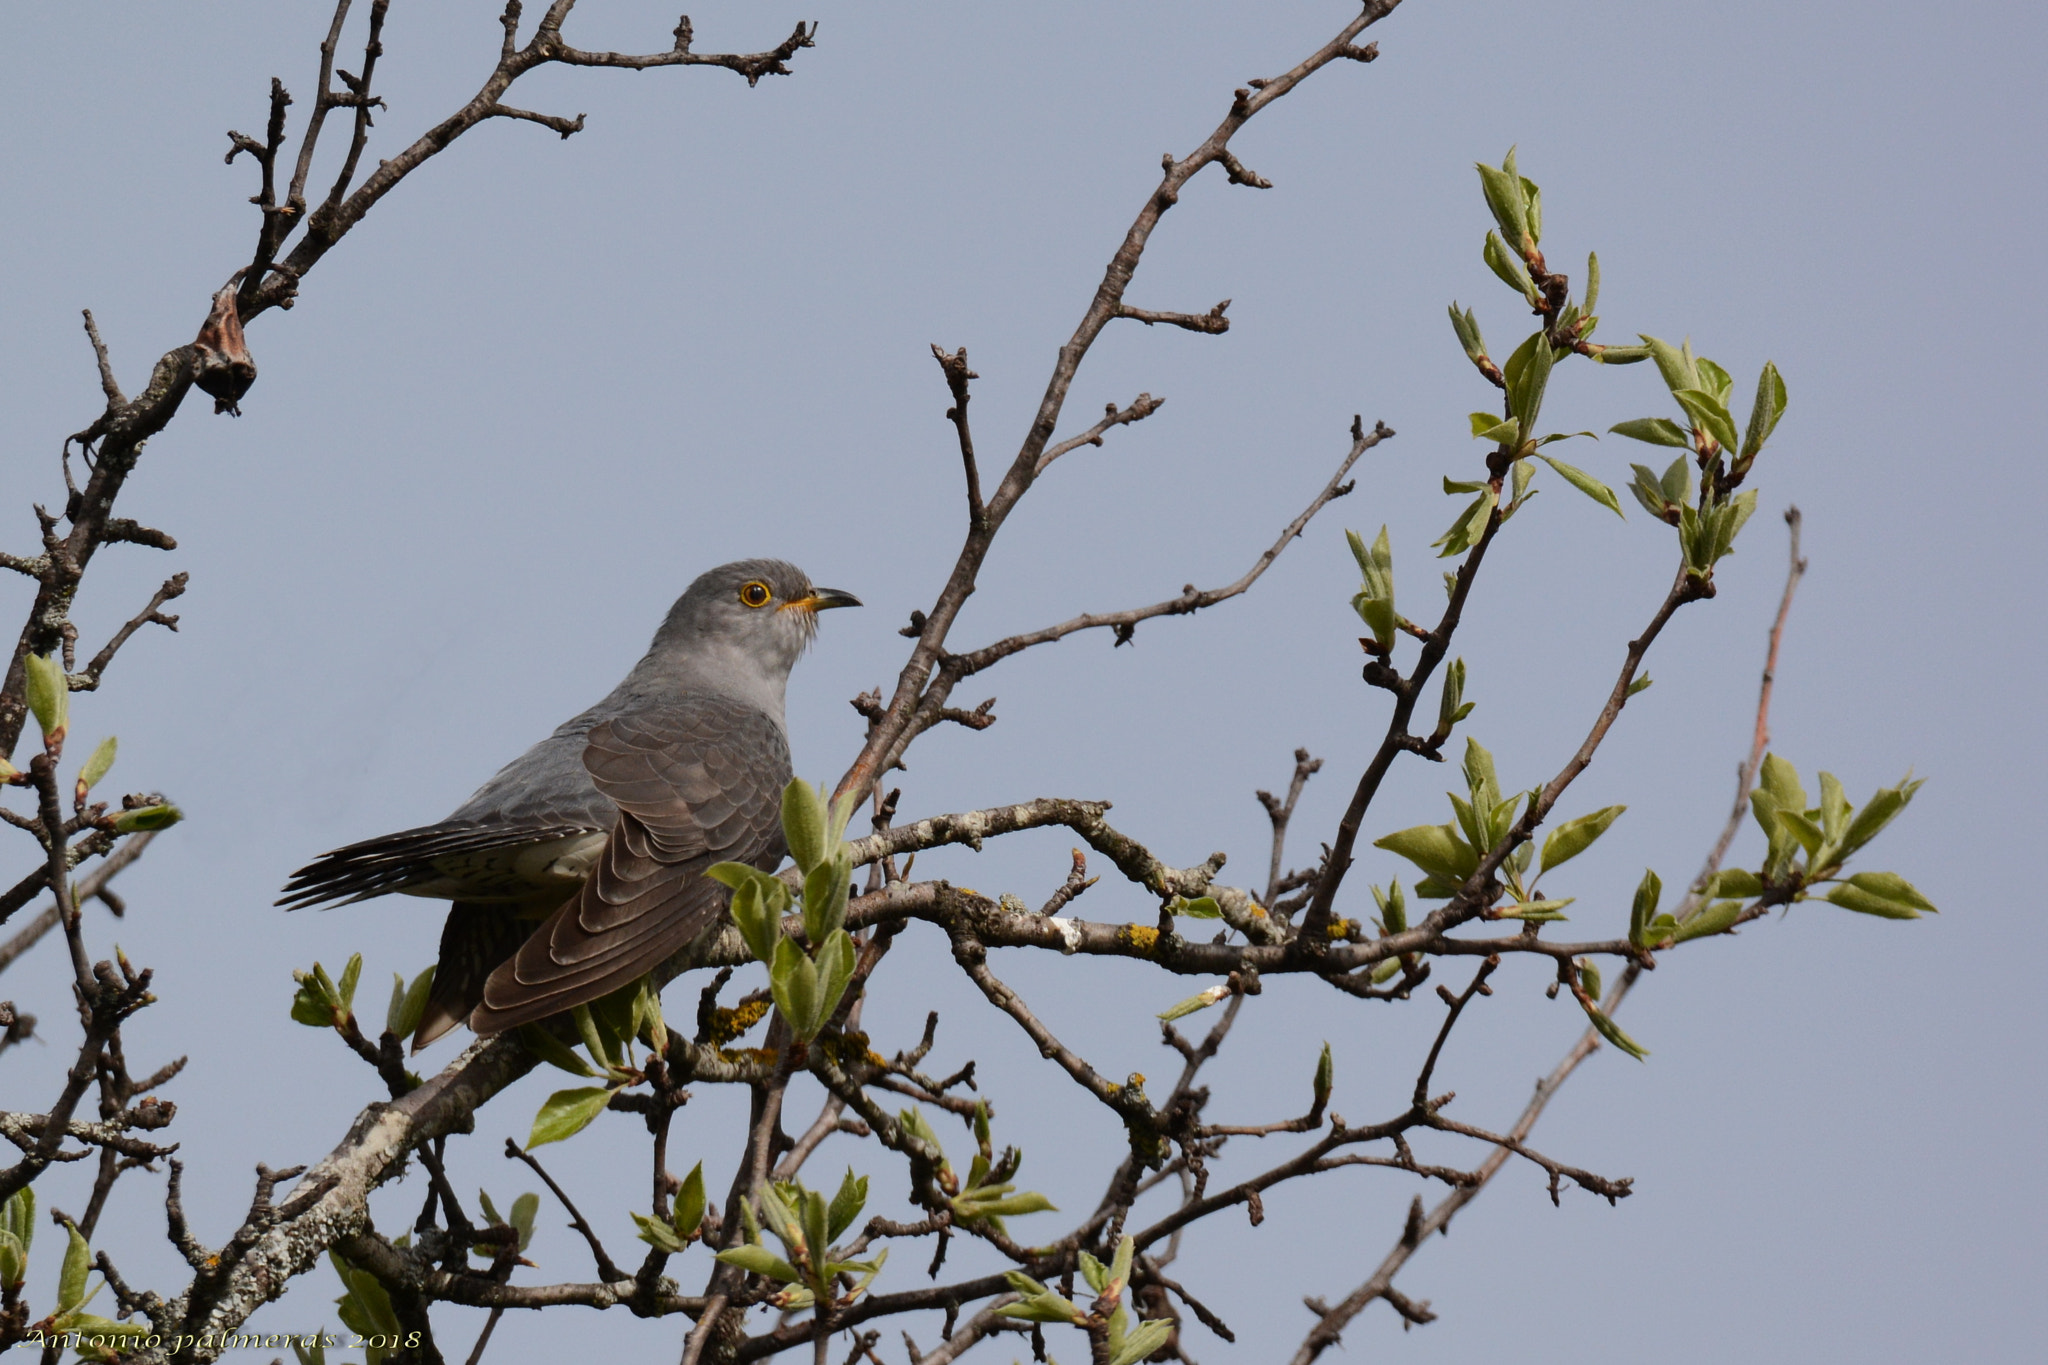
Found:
[278,560,858,1048]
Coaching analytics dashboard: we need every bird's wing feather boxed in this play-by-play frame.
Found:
[469,697,790,1034]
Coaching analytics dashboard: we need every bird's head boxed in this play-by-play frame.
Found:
[651,559,861,697]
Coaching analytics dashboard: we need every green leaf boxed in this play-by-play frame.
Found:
[715,1243,802,1283]
[1436,657,1471,737]
[110,802,181,833]
[1627,464,1673,521]
[0,1231,22,1290]
[1776,809,1824,858]
[1672,900,1743,942]
[1468,413,1521,445]
[673,1162,707,1242]
[1758,753,1807,815]
[1640,334,1698,396]
[1348,526,1394,592]
[959,1190,1058,1220]
[827,1167,868,1242]
[1534,454,1624,518]
[756,1181,805,1255]
[509,1192,538,1251]
[1609,417,1692,448]
[1674,388,1738,451]
[632,1210,685,1254]
[1444,475,1490,495]
[633,975,666,1051]
[813,929,857,1030]
[770,937,824,1039]
[1714,487,1756,563]
[706,860,776,893]
[896,1105,942,1158]
[1109,1320,1176,1365]
[1741,361,1788,460]
[1508,457,1535,511]
[1584,251,1601,316]
[76,736,117,793]
[1157,985,1230,1021]
[1595,345,1651,364]
[1312,1041,1334,1108]
[1839,870,1936,914]
[336,953,363,1015]
[1577,958,1603,1003]
[781,777,830,873]
[1432,489,1498,559]
[1371,879,1408,935]
[1462,737,1502,812]
[1448,303,1488,363]
[826,1246,889,1299]
[1818,772,1850,845]
[1476,156,1532,251]
[1694,355,1734,407]
[572,1001,623,1070]
[1374,823,1478,883]
[801,1186,831,1283]
[23,653,68,742]
[1503,331,1556,428]
[1540,806,1625,876]
[827,786,861,847]
[993,1288,1085,1324]
[1628,868,1662,949]
[58,1224,90,1313]
[1840,775,1921,856]
[527,1086,614,1148]
[1107,1234,1135,1297]
[290,971,337,1028]
[802,846,852,944]
[726,878,779,966]
[1585,1004,1649,1060]
[1700,868,1763,899]
[387,965,435,1040]
[517,1023,600,1079]
[1657,455,1690,508]
[1483,230,1540,304]
[1447,791,1486,858]
[1627,674,1653,697]
[2,1186,31,1252]
[1497,899,1572,921]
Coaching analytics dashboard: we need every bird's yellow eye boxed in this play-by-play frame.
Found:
[738,581,772,609]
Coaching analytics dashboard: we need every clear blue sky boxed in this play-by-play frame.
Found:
[3,3,2041,1361]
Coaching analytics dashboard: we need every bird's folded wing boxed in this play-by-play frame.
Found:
[469,698,791,1034]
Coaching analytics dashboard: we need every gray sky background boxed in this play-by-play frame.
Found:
[3,2,2042,1360]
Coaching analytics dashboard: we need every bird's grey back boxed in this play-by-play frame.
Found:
[445,701,615,831]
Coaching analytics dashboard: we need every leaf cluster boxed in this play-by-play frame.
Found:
[713,1170,886,1312]
[995,1236,1174,1365]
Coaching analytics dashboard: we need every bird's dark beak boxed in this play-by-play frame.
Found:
[808,587,862,611]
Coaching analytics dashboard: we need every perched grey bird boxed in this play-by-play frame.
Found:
[279,560,858,1049]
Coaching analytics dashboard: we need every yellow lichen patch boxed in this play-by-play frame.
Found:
[1118,924,1160,953]
[1325,917,1357,939]
[1251,903,1270,919]
[707,998,771,1045]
